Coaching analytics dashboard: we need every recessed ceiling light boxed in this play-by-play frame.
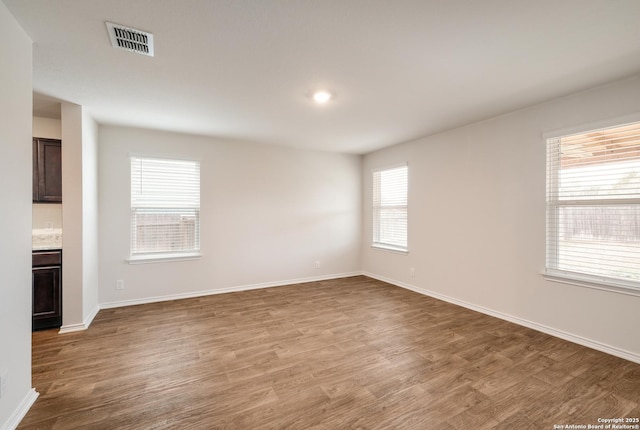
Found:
[312,91,332,104]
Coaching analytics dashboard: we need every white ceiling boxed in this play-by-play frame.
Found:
[5,0,640,154]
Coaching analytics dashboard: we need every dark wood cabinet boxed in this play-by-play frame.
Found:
[33,138,62,203]
[32,250,62,330]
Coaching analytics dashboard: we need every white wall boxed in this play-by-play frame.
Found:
[61,103,84,328]
[362,74,640,360]
[81,111,99,322]
[32,204,62,230]
[61,104,100,330]
[0,2,36,428]
[33,117,61,140]
[99,125,362,305]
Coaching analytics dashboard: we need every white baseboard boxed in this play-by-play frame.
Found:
[58,323,85,334]
[58,303,100,334]
[83,303,100,328]
[99,271,362,310]
[1,388,38,430]
[363,271,640,365]
[58,271,640,364]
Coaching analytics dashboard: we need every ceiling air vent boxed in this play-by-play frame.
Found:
[106,22,154,57]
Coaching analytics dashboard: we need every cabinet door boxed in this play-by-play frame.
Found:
[33,266,62,330]
[32,140,38,201]
[33,138,62,203]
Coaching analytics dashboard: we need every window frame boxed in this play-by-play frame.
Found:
[371,163,409,254]
[543,116,640,296]
[128,154,202,264]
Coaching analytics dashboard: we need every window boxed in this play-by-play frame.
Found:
[130,156,200,261]
[372,164,408,252]
[546,121,640,291]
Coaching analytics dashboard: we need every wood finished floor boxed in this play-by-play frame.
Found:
[20,276,640,429]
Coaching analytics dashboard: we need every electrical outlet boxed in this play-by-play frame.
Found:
[0,368,8,399]
[410,267,415,278]
[116,280,125,290]
[315,261,321,269]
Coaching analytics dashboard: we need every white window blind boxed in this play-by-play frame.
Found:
[546,121,640,289]
[130,156,200,259]
[373,164,408,252]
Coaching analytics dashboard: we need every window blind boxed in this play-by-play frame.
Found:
[130,156,200,258]
[546,121,640,287]
[373,164,408,251]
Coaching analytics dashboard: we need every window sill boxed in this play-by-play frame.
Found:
[543,270,640,297]
[127,253,202,265]
[371,244,409,255]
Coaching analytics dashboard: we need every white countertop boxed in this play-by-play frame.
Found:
[32,228,62,250]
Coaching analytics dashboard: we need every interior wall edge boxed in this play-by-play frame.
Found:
[0,389,39,430]
[58,303,100,334]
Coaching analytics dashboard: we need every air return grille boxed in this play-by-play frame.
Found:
[106,22,154,57]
